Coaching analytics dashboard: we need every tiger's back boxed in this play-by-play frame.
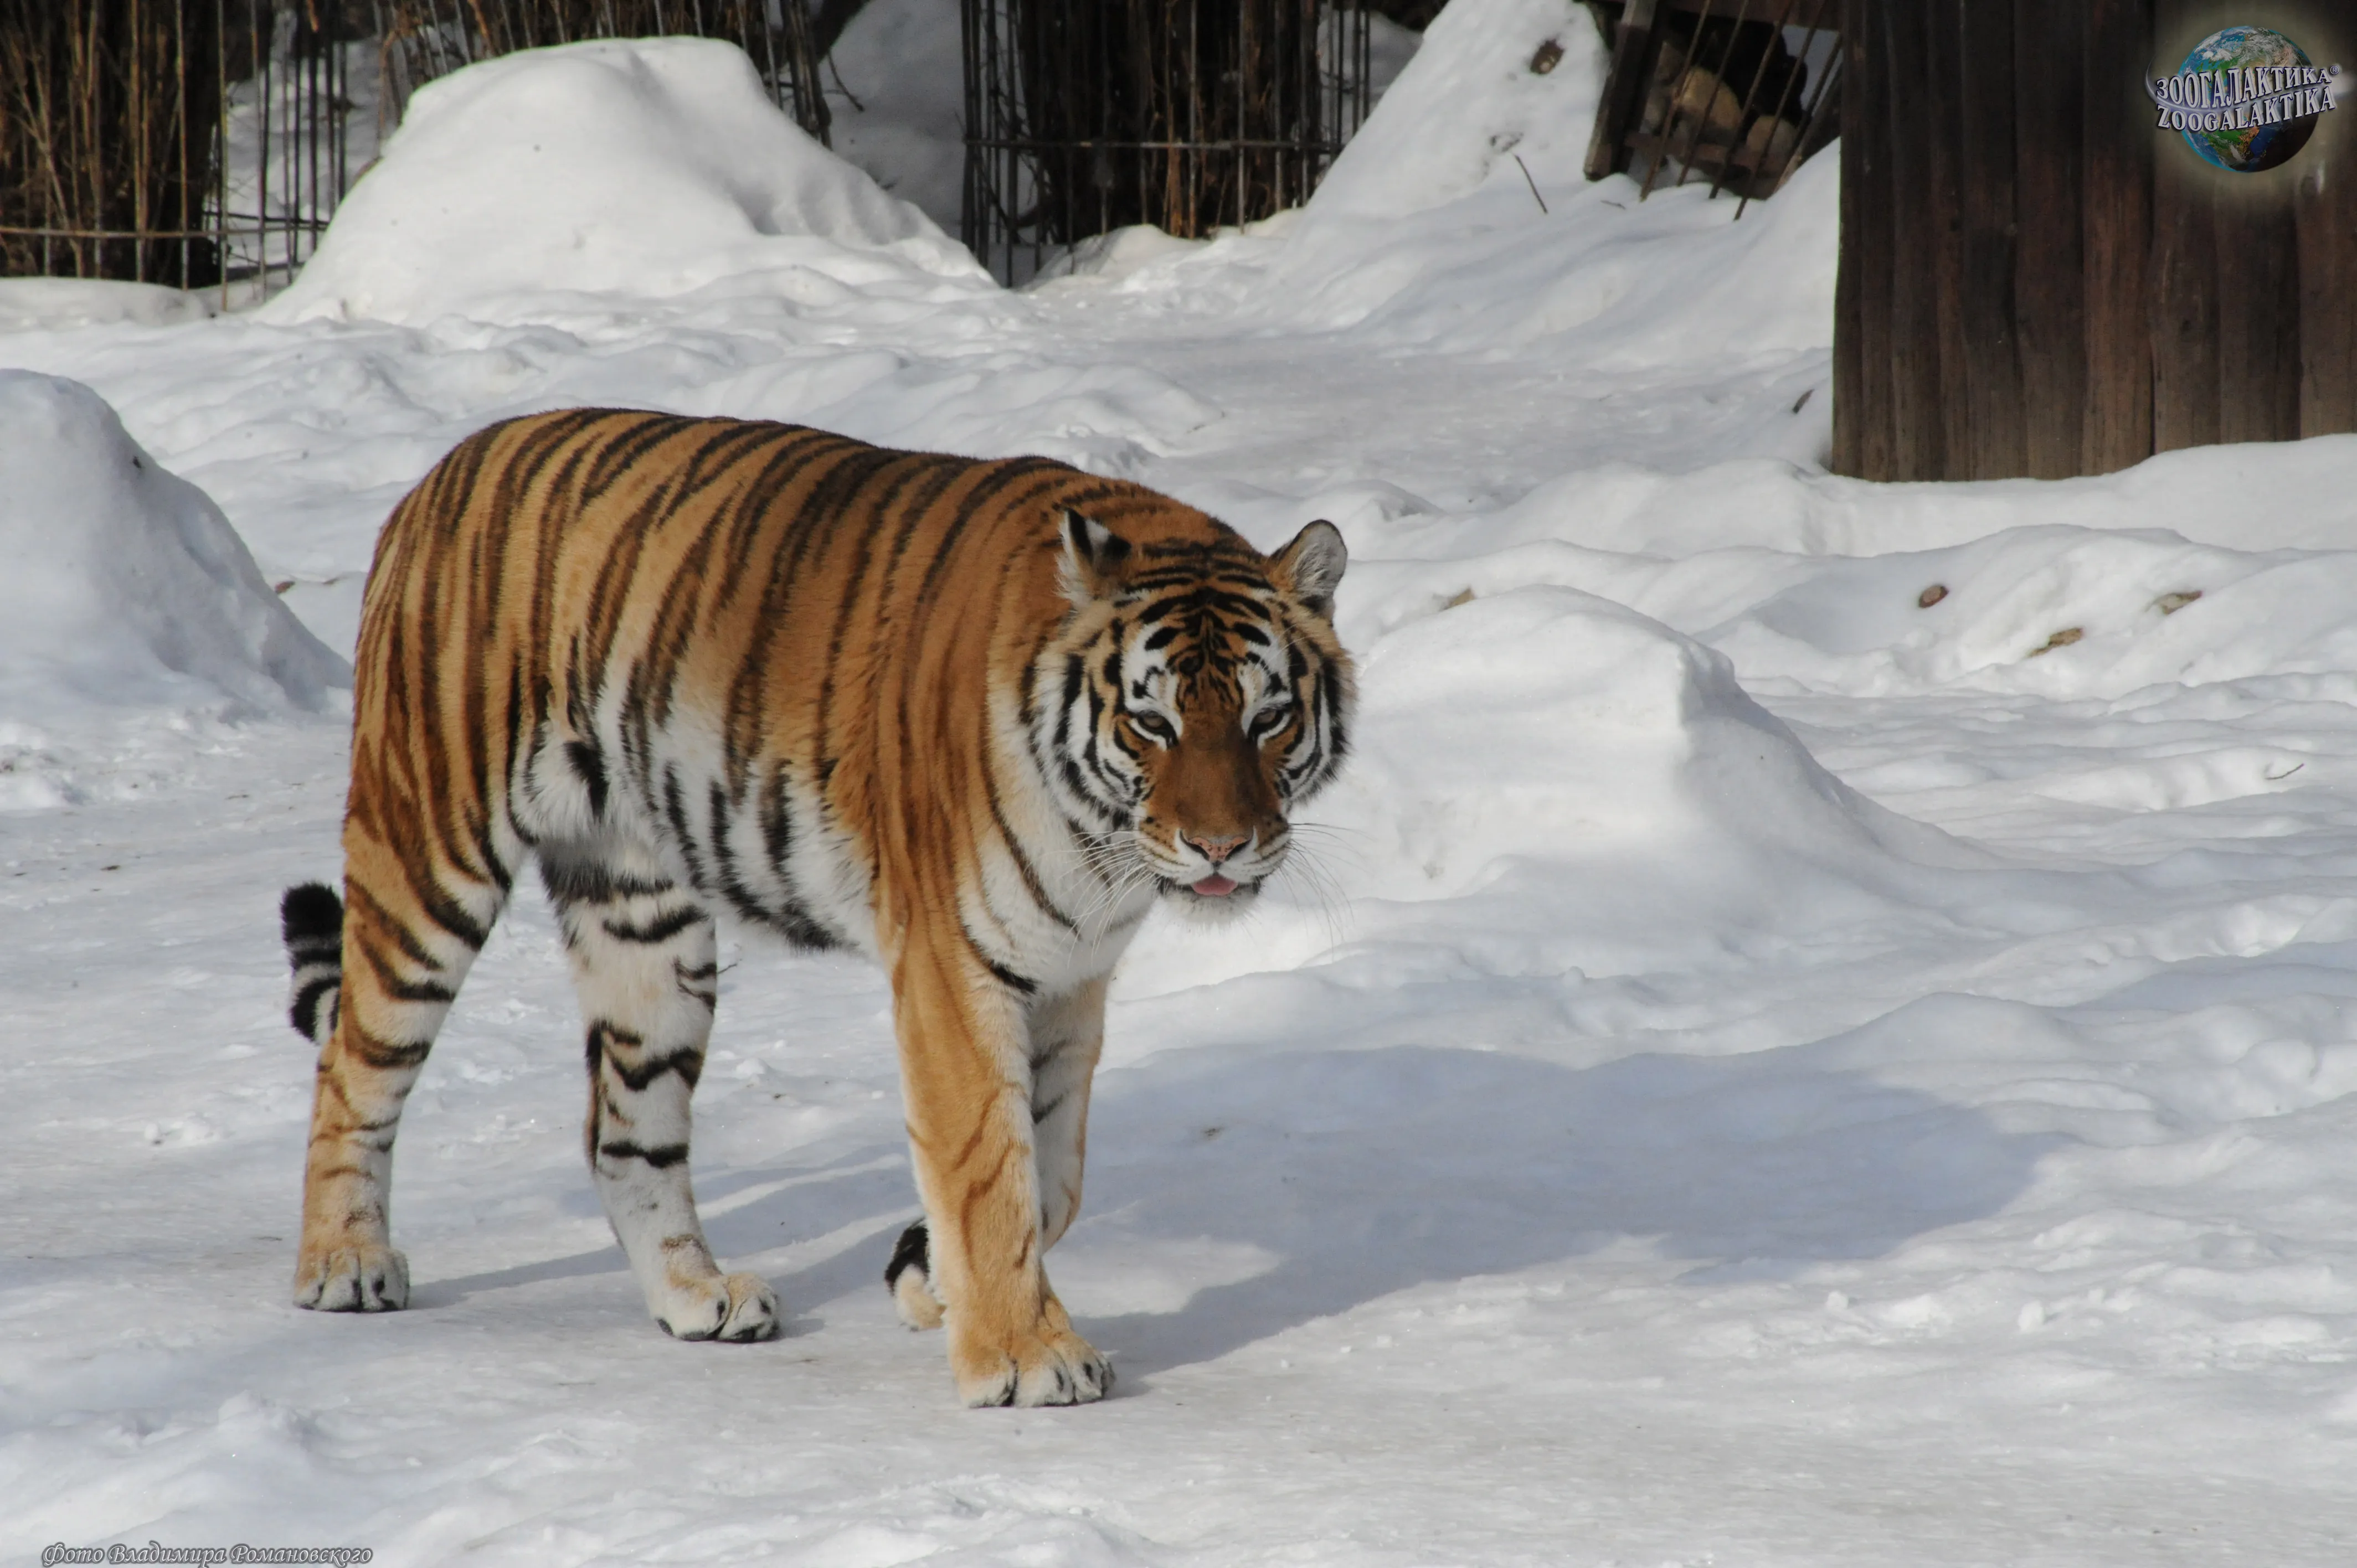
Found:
[290,408,1352,1406]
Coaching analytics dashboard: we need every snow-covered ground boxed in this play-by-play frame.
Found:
[6,1,2357,1561]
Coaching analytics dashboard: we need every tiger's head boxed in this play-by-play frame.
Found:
[1031,505,1354,917]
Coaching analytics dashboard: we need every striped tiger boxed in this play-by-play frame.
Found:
[279,408,1352,1407]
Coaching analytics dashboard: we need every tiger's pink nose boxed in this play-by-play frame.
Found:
[1182,832,1248,864]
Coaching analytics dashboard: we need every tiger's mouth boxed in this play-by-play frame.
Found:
[1158,871,1262,906]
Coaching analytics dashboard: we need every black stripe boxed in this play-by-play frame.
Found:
[598,1139,690,1168]
[601,904,704,945]
[540,857,675,906]
[981,767,1078,933]
[607,1048,707,1093]
[291,977,339,1041]
[355,933,457,1005]
[346,1029,431,1071]
[567,740,609,819]
[981,956,1038,996]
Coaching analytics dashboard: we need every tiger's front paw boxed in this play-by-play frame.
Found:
[952,1322,1113,1407]
[656,1271,780,1342]
[294,1242,409,1312]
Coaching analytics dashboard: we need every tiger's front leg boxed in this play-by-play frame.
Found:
[544,845,778,1343]
[886,976,1108,1333]
[1030,976,1108,1252]
[893,931,1111,1406]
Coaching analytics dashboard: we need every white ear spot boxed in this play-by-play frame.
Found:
[1058,507,1133,605]
[1273,519,1347,615]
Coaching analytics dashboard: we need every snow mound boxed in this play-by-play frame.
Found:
[1133,582,1971,994]
[1310,0,1605,221]
[0,372,347,726]
[1344,435,2357,701]
[263,37,987,327]
[1048,0,1834,369]
[0,278,215,329]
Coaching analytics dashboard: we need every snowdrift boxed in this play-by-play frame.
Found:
[1339,436,2357,702]
[262,37,987,327]
[1051,0,1834,370]
[0,372,347,733]
[0,278,216,330]
[1309,0,1605,222]
[1133,578,1989,998]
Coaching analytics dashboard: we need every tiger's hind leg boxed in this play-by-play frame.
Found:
[294,835,509,1312]
[543,842,778,1343]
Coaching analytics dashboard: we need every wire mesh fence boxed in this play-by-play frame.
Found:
[0,0,832,302]
[961,0,1376,284]
[1583,0,1842,216]
[373,0,830,140]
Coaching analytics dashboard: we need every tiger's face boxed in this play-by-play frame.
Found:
[1034,507,1353,916]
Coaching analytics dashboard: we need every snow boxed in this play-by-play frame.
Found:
[261,35,984,329]
[4,1,2357,1561]
[0,372,346,809]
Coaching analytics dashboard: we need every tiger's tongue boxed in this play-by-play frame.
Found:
[1191,874,1239,898]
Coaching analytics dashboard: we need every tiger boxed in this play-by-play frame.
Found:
[277,408,1352,1407]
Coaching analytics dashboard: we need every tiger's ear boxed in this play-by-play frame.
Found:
[1058,507,1133,605]
[1271,519,1347,618]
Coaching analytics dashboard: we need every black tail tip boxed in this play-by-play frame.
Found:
[884,1219,930,1291]
[281,881,343,946]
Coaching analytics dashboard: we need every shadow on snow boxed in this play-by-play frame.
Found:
[418,1041,2054,1380]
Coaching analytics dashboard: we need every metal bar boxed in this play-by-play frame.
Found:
[1669,0,1725,199]
[1733,0,1826,218]
[1715,0,1802,203]
[255,0,270,291]
[1704,0,1779,202]
[218,0,229,307]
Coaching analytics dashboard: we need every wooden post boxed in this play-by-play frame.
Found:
[2297,153,2357,437]
[2013,0,2085,478]
[1830,0,1869,477]
[2081,0,2153,474]
[2296,12,2357,438]
[1957,0,2026,477]
[1586,0,1659,182]
[1834,0,2356,477]
[1880,0,1942,480]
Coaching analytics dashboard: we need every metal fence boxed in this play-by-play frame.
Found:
[1583,0,1841,216]
[0,0,831,302]
[374,0,830,137]
[961,0,1376,284]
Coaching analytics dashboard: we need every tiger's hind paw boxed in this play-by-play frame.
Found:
[294,1243,409,1312]
[657,1271,780,1342]
[885,1219,943,1330]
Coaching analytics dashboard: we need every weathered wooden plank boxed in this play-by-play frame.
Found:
[1585,0,1660,182]
[2149,166,2222,453]
[1912,0,1970,477]
[1957,0,2025,476]
[2014,0,2085,478]
[1880,0,1944,478]
[2297,121,2357,437]
[2215,190,2301,446]
[2080,0,2153,474]
[1844,0,1896,479]
[1830,0,1867,476]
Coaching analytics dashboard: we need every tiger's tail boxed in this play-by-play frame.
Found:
[281,881,344,1046]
